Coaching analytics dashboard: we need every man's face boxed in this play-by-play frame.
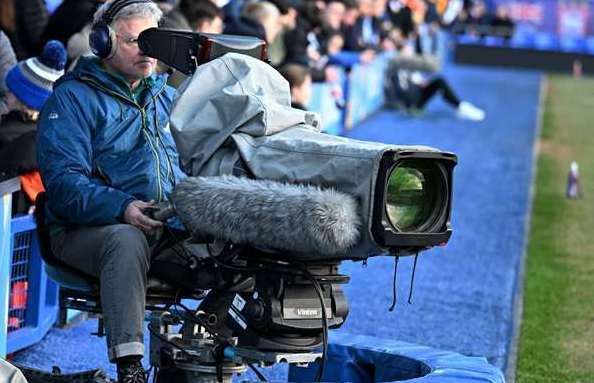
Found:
[280,8,297,29]
[263,15,282,43]
[324,2,346,30]
[107,17,158,83]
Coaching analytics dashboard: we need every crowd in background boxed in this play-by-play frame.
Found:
[0,0,492,212]
[451,0,515,39]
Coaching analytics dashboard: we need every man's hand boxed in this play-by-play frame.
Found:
[123,200,164,233]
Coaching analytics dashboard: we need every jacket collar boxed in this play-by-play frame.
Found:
[57,56,166,102]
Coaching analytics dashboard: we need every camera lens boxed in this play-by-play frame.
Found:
[385,160,448,232]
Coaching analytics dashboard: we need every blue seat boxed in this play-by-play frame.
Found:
[33,192,199,315]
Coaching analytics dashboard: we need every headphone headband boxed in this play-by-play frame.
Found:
[102,0,154,24]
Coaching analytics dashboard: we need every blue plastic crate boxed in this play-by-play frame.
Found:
[6,214,59,354]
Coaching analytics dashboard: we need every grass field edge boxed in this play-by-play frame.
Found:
[504,74,548,383]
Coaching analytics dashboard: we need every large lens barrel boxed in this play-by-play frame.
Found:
[371,150,456,253]
[385,159,448,233]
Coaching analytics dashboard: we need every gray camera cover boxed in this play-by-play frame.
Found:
[169,53,435,259]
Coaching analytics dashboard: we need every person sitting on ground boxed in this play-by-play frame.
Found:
[278,62,312,110]
[385,40,485,121]
[0,40,66,212]
[37,1,187,382]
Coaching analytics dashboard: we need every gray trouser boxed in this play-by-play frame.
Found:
[51,224,153,362]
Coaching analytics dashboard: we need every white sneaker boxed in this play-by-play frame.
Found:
[457,101,486,122]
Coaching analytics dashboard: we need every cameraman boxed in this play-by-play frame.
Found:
[37,1,186,382]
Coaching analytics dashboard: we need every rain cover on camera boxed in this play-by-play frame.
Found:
[169,53,430,259]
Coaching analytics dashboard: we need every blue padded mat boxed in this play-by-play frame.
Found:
[339,64,541,371]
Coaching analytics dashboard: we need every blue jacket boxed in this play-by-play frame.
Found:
[38,56,186,225]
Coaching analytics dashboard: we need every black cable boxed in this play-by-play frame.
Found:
[205,243,303,276]
[310,277,328,383]
[290,262,328,383]
[145,365,152,382]
[408,253,419,304]
[388,256,399,311]
[248,363,268,382]
[206,245,262,273]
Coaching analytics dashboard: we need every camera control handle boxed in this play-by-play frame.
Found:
[144,202,175,222]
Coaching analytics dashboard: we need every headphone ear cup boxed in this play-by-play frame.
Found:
[106,25,118,59]
[89,20,112,58]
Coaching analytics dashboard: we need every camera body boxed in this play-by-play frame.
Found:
[138,29,457,381]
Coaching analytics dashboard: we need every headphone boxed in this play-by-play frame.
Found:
[89,0,154,59]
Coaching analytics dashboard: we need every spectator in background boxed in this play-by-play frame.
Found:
[0,0,49,59]
[156,0,192,30]
[343,0,382,50]
[39,0,106,53]
[417,0,441,56]
[0,30,17,117]
[342,0,361,31]
[181,0,224,33]
[226,1,282,43]
[466,0,490,36]
[283,0,324,65]
[278,62,312,110]
[386,0,415,38]
[490,4,514,39]
[267,0,298,65]
[166,0,224,87]
[225,1,266,40]
[0,40,66,212]
[321,0,346,37]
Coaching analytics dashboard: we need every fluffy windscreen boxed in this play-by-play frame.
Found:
[172,176,361,257]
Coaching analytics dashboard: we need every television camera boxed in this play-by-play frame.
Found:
[136,29,457,382]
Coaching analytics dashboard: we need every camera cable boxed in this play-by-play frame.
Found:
[247,363,268,381]
[388,256,400,311]
[408,253,419,304]
[289,261,329,383]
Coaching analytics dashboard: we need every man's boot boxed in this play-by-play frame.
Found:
[117,356,146,383]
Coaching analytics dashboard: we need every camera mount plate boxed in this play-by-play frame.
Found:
[232,348,322,365]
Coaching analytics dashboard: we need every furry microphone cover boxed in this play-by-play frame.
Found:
[172,175,361,257]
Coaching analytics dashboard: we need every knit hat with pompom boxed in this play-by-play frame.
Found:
[5,40,67,110]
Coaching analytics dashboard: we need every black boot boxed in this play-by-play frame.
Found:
[117,356,146,383]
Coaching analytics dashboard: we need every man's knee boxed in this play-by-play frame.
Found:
[101,224,150,269]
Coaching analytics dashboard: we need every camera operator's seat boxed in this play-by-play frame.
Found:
[34,192,195,320]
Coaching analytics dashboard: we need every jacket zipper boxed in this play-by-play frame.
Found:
[81,76,168,201]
